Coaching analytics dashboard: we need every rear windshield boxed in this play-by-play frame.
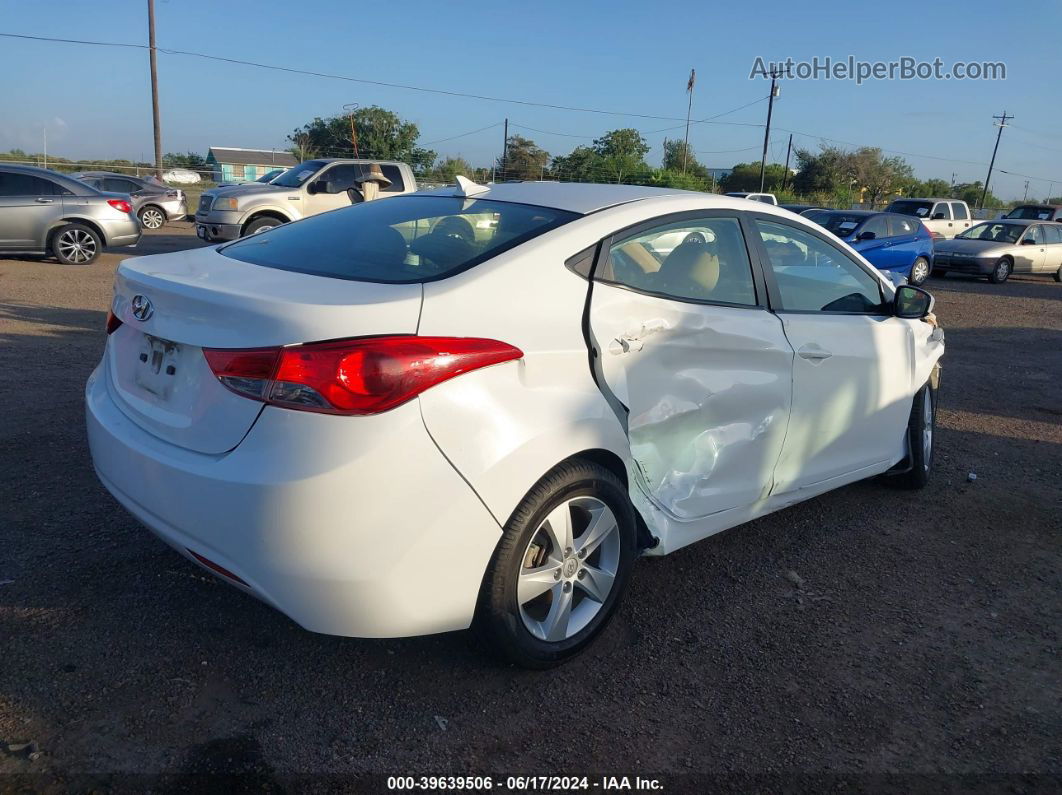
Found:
[220,195,578,283]
[1005,205,1057,220]
[887,200,934,218]
[806,211,869,235]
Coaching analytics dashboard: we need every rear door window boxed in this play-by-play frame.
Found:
[950,202,969,220]
[887,216,918,237]
[600,216,758,305]
[1043,224,1062,244]
[220,195,577,284]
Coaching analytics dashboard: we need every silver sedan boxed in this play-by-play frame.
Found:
[932,219,1062,283]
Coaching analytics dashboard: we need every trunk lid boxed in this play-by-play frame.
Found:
[106,246,422,454]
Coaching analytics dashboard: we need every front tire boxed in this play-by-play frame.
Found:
[988,257,1011,284]
[894,384,935,490]
[243,216,282,236]
[475,459,637,668]
[909,256,930,286]
[51,223,101,265]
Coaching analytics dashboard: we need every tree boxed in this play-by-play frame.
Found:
[792,145,851,195]
[662,139,708,178]
[849,147,913,205]
[721,161,788,193]
[952,181,1001,209]
[498,135,549,180]
[593,128,650,183]
[288,105,436,172]
[643,168,710,191]
[550,145,601,182]
[433,156,474,183]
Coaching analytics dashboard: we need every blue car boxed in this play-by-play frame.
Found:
[805,210,934,285]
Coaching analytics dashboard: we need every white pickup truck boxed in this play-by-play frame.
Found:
[884,197,972,239]
[195,158,418,242]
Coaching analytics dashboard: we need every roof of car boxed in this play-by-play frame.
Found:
[981,218,1037,226]
[894,197,962,203]
[0,163,93,190]
[415,181,705,214]
[72,171,147,180]
[1011,203,1061,209]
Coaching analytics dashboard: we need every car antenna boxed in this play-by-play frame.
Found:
[453,175,489,197]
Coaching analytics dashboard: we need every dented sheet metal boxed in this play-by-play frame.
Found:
[588,283,793,541]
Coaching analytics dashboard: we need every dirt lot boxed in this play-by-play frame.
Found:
[1,223,1059,791]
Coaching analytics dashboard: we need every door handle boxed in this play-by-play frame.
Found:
[797,344,832,362]
[35,198,55,203]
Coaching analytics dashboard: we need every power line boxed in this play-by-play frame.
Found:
[423,122,504,145]
[0,31,707,122]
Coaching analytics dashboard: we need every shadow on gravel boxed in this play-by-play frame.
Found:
[0,301,105,336]
[926,274,1061,301]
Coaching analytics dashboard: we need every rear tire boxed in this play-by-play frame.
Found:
[909,256,930,286]
[1054,265,1061,283]
[243,216,282,236]
[475,459,637,668]
[138,205,165,229]
[51,223,101,265]
[894,384,935,490]
[988,257,1011,284]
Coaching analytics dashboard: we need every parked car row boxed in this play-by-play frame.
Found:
[0,164,140,264]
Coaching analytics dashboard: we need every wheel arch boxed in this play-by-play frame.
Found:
[48,217,107,248]
[240,209,291,235]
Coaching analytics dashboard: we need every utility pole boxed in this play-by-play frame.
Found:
[758,70,780,193]
[979,110,1012,210]
[147,0,163,179]
[343,103,360,158]
[1023,180,1029,202]
[683,68,695,174]
[780,133,793,192]
[500,118,508,180]
[43,126,47,170]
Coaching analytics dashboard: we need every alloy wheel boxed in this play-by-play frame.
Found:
[57,229,97,263]
[911,258,929,285]
[517,496,620,642]
[141,208,164,229]
[922,390,933,471]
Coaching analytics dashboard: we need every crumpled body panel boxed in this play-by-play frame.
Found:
[589,283,794,528]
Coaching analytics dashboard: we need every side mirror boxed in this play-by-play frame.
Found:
[307,180,327,195]
[931,212,946,220]
[895,285,934,319]
[857,231,876,241]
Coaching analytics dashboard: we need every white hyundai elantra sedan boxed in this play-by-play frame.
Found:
[86,179,944,667]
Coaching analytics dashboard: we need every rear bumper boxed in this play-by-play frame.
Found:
[99,217,142,247]
[85,361,502,638]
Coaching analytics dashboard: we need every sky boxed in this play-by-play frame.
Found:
[1,0,1060,200]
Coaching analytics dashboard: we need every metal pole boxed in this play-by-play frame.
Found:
[780,133,792,192]
[682,69,694,174]
[758,71,778,193]
[43,126,47,170]
[980,110,1012,210]
[500,118,508,179]
[1023,180,1029,202]
[147,0,163,179]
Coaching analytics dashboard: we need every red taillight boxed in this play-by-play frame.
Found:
[203,336,523,415]
[186,549,248,586]
[105,309,122,334]
[107,198,132,214]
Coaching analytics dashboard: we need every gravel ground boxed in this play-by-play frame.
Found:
[1,223,1059,791]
